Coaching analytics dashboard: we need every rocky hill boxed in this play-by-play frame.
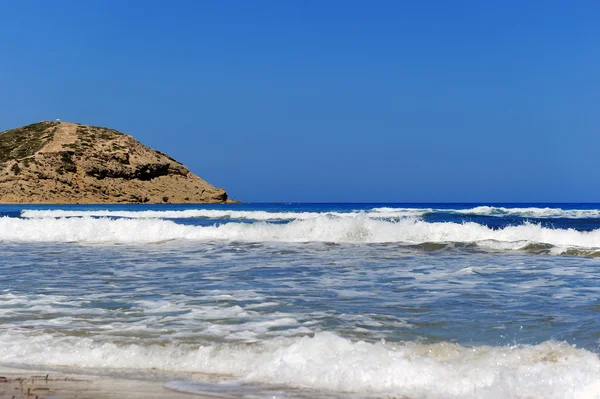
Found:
[0,121,234,204]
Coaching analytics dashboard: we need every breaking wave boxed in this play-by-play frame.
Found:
[3,216,600,254]
[21,209,334,220]
[371,206,600,219]
[22,206,600,221]
[0,332,598,398]
[20,208,425,220]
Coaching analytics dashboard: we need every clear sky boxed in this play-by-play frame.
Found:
[1,1,598,202]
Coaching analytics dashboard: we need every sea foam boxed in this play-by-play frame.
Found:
[21,209,333,220]
[0,332,598,398]
[372,206,600,219]
[22,205,600,221]
[2,216,600,252]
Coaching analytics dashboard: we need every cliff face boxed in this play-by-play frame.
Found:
[0,121,233,204]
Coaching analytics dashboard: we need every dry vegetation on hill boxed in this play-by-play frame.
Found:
[0,121,233,204]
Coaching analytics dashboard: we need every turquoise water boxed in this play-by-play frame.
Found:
[1,203,599,398]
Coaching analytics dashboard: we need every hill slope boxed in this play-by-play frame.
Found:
[0,121,233,204]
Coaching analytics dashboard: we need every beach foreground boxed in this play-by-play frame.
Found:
[0,365,342,399]
[0,366,195,399]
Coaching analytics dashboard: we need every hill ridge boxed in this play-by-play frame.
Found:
[0,121,234,204]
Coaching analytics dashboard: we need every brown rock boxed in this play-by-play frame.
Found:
[0,121,237,204]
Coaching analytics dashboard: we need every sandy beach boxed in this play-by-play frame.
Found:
[0,366,196,399]
[0,366,329,399]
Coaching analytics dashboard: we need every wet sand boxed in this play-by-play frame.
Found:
[0,365,342,399]
[0,366,196,399]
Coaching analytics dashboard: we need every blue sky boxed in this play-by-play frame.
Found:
[1,1,598,202]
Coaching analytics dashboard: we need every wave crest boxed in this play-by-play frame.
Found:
[23,205,600,221]
[2,216,600,253]
[0,332,598,398]
[372,206,600,219]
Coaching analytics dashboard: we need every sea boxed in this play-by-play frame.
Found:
[0,203,599,398]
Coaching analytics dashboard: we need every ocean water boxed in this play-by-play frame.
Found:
[1,203,600,398]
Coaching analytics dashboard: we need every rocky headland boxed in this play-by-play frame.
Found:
[0,121,234,204]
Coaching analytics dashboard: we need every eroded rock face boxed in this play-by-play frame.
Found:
[0,121,235,204]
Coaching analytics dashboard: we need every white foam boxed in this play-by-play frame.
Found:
[454,206,600,219]
[0,332,598,398]
[20,209,354,221]
[22,206,600,222]
[367,207,433,217]
[371,206,600,219]
[18,207,442,220]
[2,216,600,253]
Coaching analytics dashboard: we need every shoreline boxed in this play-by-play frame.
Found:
[0,365,200,399]
[0,365,344,399]
[0,365,339,399]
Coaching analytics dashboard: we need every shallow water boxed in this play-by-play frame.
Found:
[1,203,599,398]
